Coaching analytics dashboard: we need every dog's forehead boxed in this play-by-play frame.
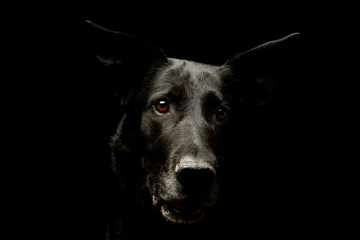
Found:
[152,58,222,91]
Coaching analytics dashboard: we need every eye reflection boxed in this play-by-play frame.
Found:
[216,107,228,121]
[154,98,170,113]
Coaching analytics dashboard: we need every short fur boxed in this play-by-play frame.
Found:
[86,20,301,240]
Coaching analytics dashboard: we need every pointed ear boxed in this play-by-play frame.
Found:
[224,32,302,107]
[85,20,167,70]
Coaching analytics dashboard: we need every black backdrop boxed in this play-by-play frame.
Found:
[13,2,349,240]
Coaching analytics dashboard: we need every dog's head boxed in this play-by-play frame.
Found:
[86,21,301,224]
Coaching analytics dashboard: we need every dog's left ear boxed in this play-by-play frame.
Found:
[223,33,301,107]
[85,20,167,72]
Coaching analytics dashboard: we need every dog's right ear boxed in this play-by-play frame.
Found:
[86,20,167,71]
[221,32,301,107]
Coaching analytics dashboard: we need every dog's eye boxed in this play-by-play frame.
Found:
[216,107,229,121]
[154,98,170,114]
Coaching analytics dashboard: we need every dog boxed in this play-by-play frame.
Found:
[86,20,301,240]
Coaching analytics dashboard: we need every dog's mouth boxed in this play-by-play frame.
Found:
[149,176,217,224]
[151,190,208,224]
[158,198,205,224]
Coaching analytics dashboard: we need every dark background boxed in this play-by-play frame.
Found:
[11,2,351,240]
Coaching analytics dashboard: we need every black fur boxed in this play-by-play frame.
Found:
[86,20,301,240]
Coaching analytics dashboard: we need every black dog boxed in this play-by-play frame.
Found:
[86,21,301,240]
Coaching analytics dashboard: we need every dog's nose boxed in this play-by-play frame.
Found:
[175,156,216,186]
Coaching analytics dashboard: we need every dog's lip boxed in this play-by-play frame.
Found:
[172,201,204,216]
[153,194,206,223]
[159,199,205,223]
[153,195,206,213]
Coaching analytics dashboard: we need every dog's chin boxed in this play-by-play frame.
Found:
[159,199,205,224]
[150,182,216,224]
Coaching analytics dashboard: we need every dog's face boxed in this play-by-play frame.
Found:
[140,59,229,223]
[87,21,301,224]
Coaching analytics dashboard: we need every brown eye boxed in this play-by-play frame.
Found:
[154,98,170,113]
[216,107,228,121]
